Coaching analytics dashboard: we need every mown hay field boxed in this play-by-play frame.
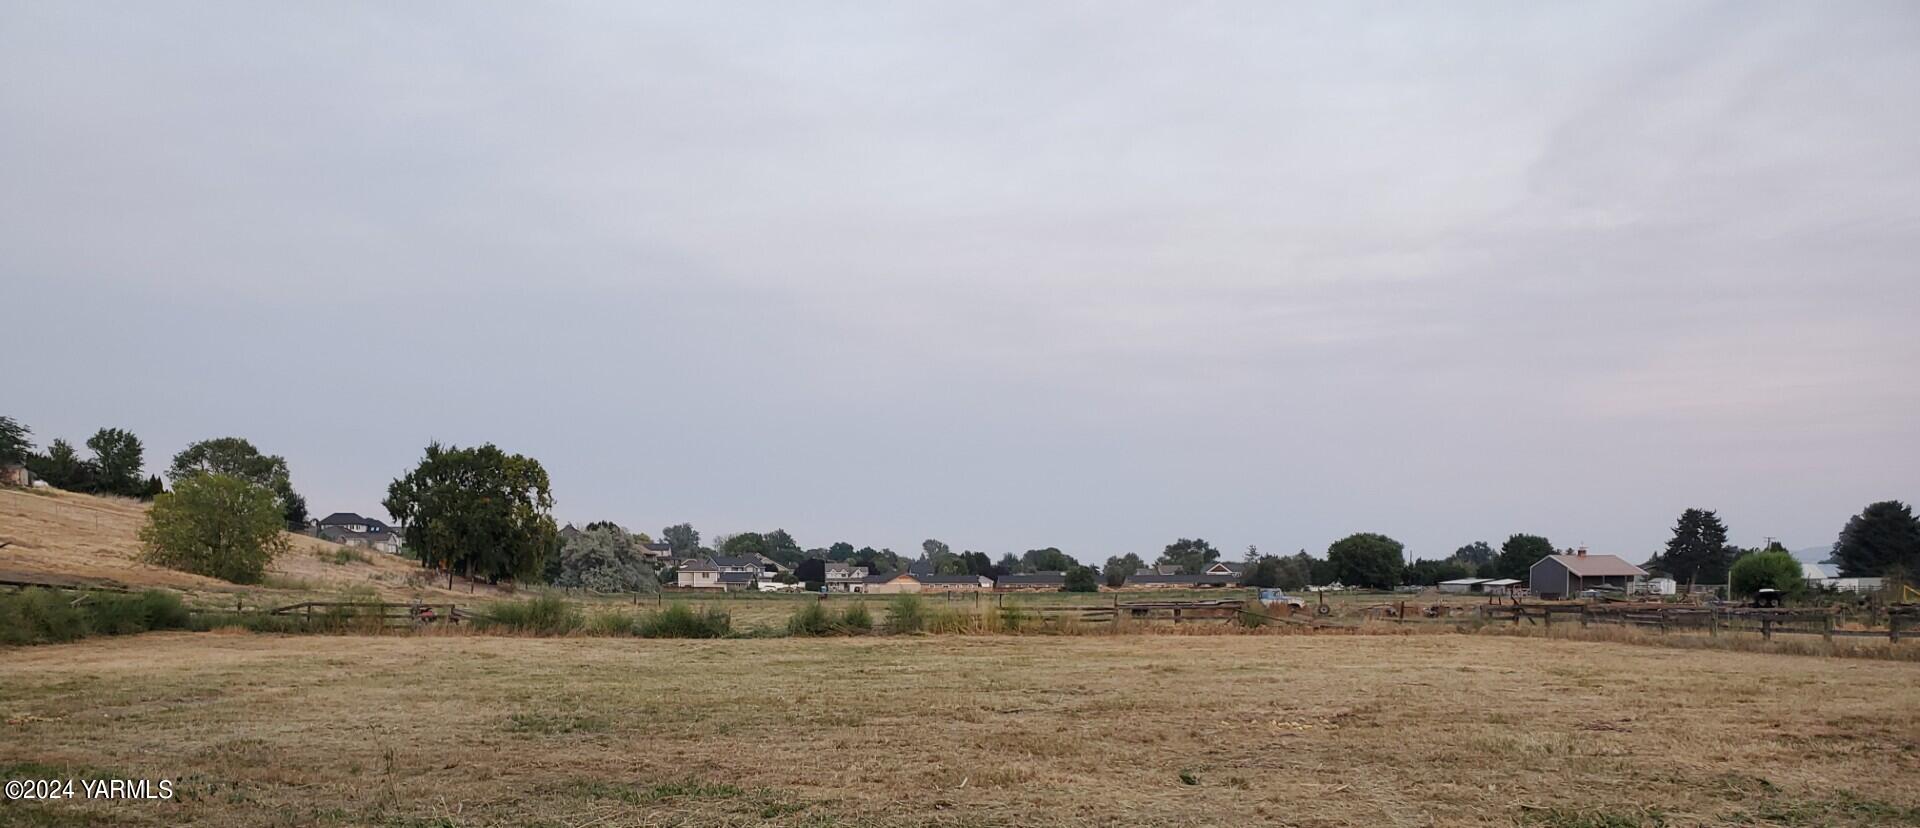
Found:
[2,633,1917,827]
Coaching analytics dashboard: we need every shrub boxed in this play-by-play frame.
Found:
[839,602,874,632]
[1235,599,1269,628]
[1062,565,1100,593]
[585,611,637,636]
[636,603,731,638]
[139,473,290,584]
[0,588,193,645]
[885,594,927,634]
[478,595,583,635]
[787,601,835,636]
[926,607,976,634]
[1730,550,1804,598]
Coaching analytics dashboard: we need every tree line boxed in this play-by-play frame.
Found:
[7,414,1918,593]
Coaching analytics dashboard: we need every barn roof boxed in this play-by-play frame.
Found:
[1536,554,1646,578]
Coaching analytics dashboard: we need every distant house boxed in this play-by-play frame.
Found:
[316,512,403,555]
[639,541,673,561]
[1122,572,1237,589]
[996,572,1066,591]
[861,571,992,594]
[824,562,870,592]
[1199,561,1246,580]
[1,463,32,487]
[676,558,757,591]
[1528,551,1647,600]
[713,554,788,579]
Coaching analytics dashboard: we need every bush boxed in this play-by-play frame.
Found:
[886,594,927,634]
[787,601,835,636]
[1063,565,1100,593]
[139,473,290,584]
[839,602,873,632]
[478,595,583,635]
[585,611,638,636]
[636,603,731,638]
[1730,550,1804,598]
[0,588,193,645]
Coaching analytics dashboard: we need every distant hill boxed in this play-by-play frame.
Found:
[1791,545,1833,564]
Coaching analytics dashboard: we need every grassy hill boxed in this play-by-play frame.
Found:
[0,486,499,606]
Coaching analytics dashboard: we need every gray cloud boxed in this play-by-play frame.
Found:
[4,1,1917,563]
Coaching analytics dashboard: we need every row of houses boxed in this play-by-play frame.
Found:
[670,557,1257,592]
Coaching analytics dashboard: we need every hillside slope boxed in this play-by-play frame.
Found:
[0,487,498,604]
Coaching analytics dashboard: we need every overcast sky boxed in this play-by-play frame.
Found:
[4,2,1917,564]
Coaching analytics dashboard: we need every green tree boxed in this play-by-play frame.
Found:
[1728,549,1803,598]
[552,524,657,593]
[1102,552,1144,588]
[1326,533,1403,589]
[956,550,996,577]
[1062,565,1100,593]
[1449,541,1494,568]
[1406,559,1472,585]
[27,438,95,491]
[86,427,146,497]
[1243,555,1286,588]
[384,442,559,584]
[1273,553,1316,590]
[139,473,289,584]
[1021,547,1075,572]
[1832,500,1920,579]
[661,523,700,556]
[0,416,30,466]
[826,541,856,561]
[169,437,307,529]
[1156,538,1220,574]
[1648,509,1732,585]
[1493,534,1555,580]
[997,552,1025,575]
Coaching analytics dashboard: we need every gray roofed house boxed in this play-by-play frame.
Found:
[1123,572,1238,588]
[676,557,755,591]
[318,512,391,533]
[996,572,1066,590]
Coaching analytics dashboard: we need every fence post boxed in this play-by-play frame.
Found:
[1709,611,1718,638]
[1580,606,1588,628]
[1544,607,1552,630]
[1892,614,1902,644]
[1762,617,1773,641]
[1823,613,1833,644]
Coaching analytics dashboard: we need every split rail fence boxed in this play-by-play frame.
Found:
[1480,602,1918,643]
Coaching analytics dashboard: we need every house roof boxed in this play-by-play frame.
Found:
[318,512,371,526]
[1535,554,1647,578]
[1480,578,1522,587]
[1439,578,1490,586]
[711,555,765,568]
[1202,562,1247,575]
[679,558,718,572]
[1802,563,1840,580]
[1125,573,1237,586]
[916,573,988,585]
[717,571,755,584]
[641,542,671,554]
[997,572,1066,585]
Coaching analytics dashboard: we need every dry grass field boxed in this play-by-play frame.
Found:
[3,633,1918,828]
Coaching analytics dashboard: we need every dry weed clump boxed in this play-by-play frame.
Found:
[1472,620,1920,662]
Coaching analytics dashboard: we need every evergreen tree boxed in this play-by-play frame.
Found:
[1832,500,1920,579]
[1649,509,1733,585]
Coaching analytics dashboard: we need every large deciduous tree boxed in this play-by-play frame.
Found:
[551,524,657,593]
[661,523,700,556]
[384,442,559,584]
[1021,547,1075,572]
[86,427,147,497]
[0,416,30,466]
[1832,500,1920,579]
[139,473,290,584]
[1728,549,1803,598]
[1449,541,1494,568]
[1493,534,1555,580]
[1648,509,1733,585]
[1101,553,1144,588]
[1156,538,1220,574]
[169,437,308,529]
[1326,533,1404,589]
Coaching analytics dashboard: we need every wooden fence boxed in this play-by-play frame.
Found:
[1480,602,1918,643]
